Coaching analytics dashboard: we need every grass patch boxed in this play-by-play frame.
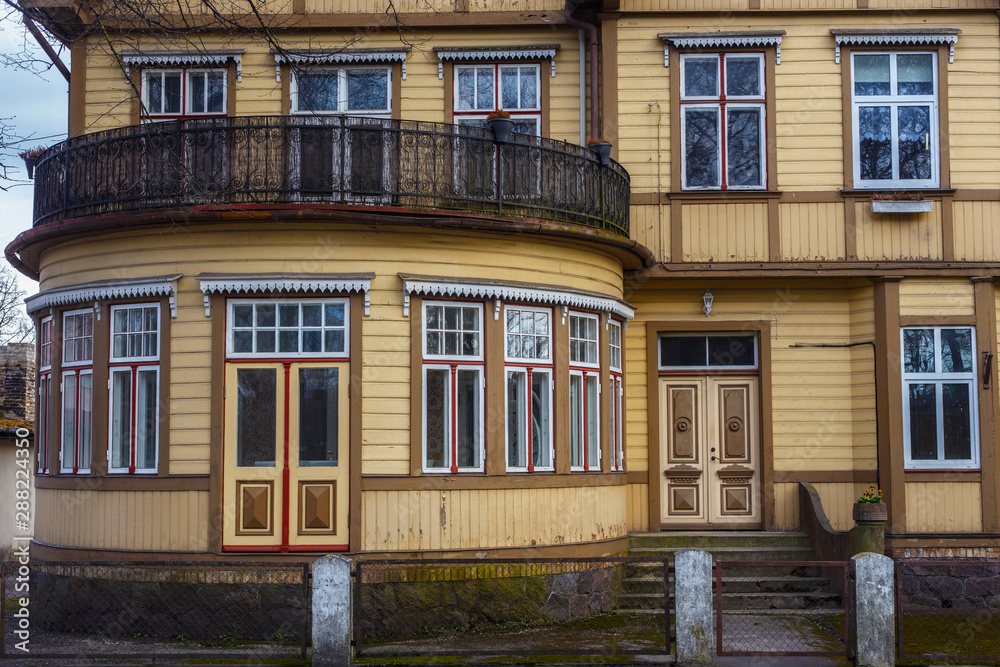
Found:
[898,610,1000,664]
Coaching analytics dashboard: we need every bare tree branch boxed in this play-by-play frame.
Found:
[0,264,33,345]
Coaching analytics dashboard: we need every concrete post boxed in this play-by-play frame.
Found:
[852,552,895,667]
[312,554,353,666]
[674,548,714,666]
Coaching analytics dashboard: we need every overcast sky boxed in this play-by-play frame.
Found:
[1,17,69,301]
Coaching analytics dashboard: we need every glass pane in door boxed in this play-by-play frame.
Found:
[299,368,339,466]
[237,368,277,467]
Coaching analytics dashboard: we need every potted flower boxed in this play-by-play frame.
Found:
[870,191,933,214]
[853,486,887,523]
[485,110,513,143]
[19,146,46,179]
[587,137,613,166]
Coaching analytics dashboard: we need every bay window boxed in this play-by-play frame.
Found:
[505,306,553,472]
[60,309,94,474]
[109,304,160,474]
[569,312,600,471]
[37,316,52,474]
[142,69,226,117]
[609,319,623,472]
[901,327,978,469]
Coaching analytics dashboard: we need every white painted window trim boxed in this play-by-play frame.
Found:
[901,326,980,470]
[197,273,373,317]
[290,65,393,116]
[504,304,553,364]
[25,275,180,319]
[830,29,960,64]
[435,45,558,79]
[658,31,785,67]
[39,316,53,371]
[62,308,94,368]
[273,49,409,81]
[60,368,93,475]
[422,363,485,474]
[569,369,601,473]
[121,50,245,81]
[141,69,228,118]
[226,298,351,359]
[504,366,554,473]
[422,301,485,362]
[609,319,623,373]
[568,311,601,370]
[109,303,161,364]
[659,334,759,371]
[107,365,160,475]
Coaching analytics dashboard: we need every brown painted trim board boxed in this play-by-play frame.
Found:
[773,470,877,484]
[599,14,619,155]
[208,294,226,552]
[409,295,423,477]
[35,476,210,491]
[348,292,364,552]
[69,40,87,138]
[361,473,626,491]
[873,278,905,534]
[899,315,975,327]
[626,470,647,485]
[975,281,999,531]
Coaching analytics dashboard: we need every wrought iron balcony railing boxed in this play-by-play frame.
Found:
[31,116,630,237]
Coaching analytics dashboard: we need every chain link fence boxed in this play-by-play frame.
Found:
[895,559,1000,661]
[715,560,850,658]
[355,556,672,660]
[2,559,310,660]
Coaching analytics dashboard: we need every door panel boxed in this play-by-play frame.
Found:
[660,376,760,528]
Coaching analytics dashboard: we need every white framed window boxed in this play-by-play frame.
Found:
[680,53,766,190]
[901,327,979,470]
[142,69,226,117]
[227,299,349,359]
[453,64,541,136]
[423,301,484,473]
[569,312,600,471]
[505,306,553,472]
[609,319,624,472]
[60,309,94,474]
[659,334,758,370]
[37,316,52,474]
[851,51,938,189]
[108,304,160,474]
[292,67,391,116]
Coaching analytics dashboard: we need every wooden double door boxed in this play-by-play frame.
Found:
[659,376,761,528]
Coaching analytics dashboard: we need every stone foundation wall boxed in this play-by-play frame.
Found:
[898,562,1000,610]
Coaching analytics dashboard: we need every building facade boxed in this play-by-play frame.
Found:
[7,0,1000,561]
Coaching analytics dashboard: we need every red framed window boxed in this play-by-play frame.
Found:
[609,319,624,473]
[60,309,94,474]
[108,304,160,474]
[505,305,553,472]
[37,316,52,474]
[569,312,600,471]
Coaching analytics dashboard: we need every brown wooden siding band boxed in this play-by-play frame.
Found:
[349,292,364,552]
[485,305,505,476]
[898,315,976,327]
[599,14,619,156]
[773,470,878,483]
[645,323,659,530]
[631,191,1000,206]
[208,293,226,553]
[631,264,1000,280]
[554,313,571,475]
[361,473,626,491]
[873,278,904,533]
[91,303,110,475]
[35,476,210,491]
[69,41,88,137]
[941,196,955,262]
[904,471,982,483]
[626,470,648,485]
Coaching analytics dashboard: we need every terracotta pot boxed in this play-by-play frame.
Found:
[853,502,887,523]
[486,117,513,143]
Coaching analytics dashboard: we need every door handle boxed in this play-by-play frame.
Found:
[710,456,717,461]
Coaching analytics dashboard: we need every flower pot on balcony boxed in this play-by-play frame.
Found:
[853,502,887,524]
[23,155,38,180]
[870,200,933,214]
[589,142,612,166]
[486,117,514,143]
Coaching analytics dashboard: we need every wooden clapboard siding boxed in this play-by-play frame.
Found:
[38,225,623,477]
[360,485,628,551]
[626,483,649,531]
[898,278,976,317]
[855,202,943,261]
[849,283,877,472]
[629,204,666,262]
[947,19,1000,189]
[623,319,648,472]
[618,0,998,10]
[906,482,982,533]
[953,201,1000,261]
[681,203,769,262]
[779,203,846,261]
[813,482,870,532]
[773,482,799,531]
[34,488,209,551]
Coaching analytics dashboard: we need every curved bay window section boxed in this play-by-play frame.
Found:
[505,305,553,472]
[108,304,160,474]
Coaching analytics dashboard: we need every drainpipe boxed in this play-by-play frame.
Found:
[565,6,600,142]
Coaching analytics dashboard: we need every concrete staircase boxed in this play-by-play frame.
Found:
[619,532,844,617]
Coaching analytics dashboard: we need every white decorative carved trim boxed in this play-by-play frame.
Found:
[830,29,961,64]
[273,49,409,81]
[25,275,181,319]
[434,46,559,79]
[400,274,635,320]
[121,51,245,82]
[658,32,785,67]
[196,273,374,317]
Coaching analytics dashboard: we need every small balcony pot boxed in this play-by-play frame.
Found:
[870,200,933,214]
[853,501,887,524]
[486,117,514,144]
[23,155,38,180]
[588,142,612,167]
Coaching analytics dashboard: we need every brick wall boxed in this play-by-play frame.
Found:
[1,343,35,422]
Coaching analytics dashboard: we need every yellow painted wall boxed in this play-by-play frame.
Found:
[361,485,628,551]
[621,1,999,9]
[906,482,983,533]
[953,201,1000,261]
[626,483,649,531]
[855,202,943,261]
[898,278,976,318]
[34,488,210,551]
[780,202,846,262]
[681,203,769,262]
[775,481,872,532]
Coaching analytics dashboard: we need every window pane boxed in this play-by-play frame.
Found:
[234,304,253,328]
[520,67,538,108]
[149,74,163,113]
[501,67,519,109]
[854,55,890,96]
[425,368,448,468]
[61,374,77,469]
[135,369,158,470]
[726,57,761,97]
[79,373,93,470]
[507,370,527,468]
[462,332,479,356]
[233,330,253,353]
[256,304,275,327]
[256,330,275,353]
[237,368,276,467]
[661,336,706,367]
[325,303,345,327]
[207,71,225,112]
[858,106,892,181]
[191,72,206,112]
[279,304,299,327]
[111,370,132,470]
[685,109,720,188]
[942,383,972,461]
[709,336,756,367]
[299,368,339,465]
[303,330,322,353]
[164,73,181,113]
[456,369,481,468]
[457,68,475,110]
[903,329,935,373]
[898,105,932,181]
[908,383,938,460]
[570,375,582,467]
[897,54,934,96]
[347,69,388,111]
[941,329,973,373]
[512,119,539,136]
[298,72,339,112]
[727,108,762,187]
[303,304,322,327]
[683,57,718,97]
[279,330,299,353]
[532,372,551,468]
[585,375,599,467]
[476,66,493,110]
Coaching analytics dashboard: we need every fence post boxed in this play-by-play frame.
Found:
[852,552,895,667]
[312,554,353,666]
[674,548,714,666]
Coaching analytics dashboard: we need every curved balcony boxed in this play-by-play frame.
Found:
[31,116,630,237]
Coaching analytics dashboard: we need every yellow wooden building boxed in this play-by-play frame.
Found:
[7,0,1000,561]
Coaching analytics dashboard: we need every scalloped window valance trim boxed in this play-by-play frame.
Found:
[658,32,785,66]
[25,275,181,319]
[273,49,410,81]
[400,274,635,322]
[830,29,961,64]
[433,46,559,78]
[196,273,374,317]
[121,51,245,82]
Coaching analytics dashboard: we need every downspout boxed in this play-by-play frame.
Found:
[565,7,600,142]
[578,30,586,146]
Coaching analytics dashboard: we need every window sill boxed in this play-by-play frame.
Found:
[870,200,934,214]
[668,190,780,201]
[904,470,981,482]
